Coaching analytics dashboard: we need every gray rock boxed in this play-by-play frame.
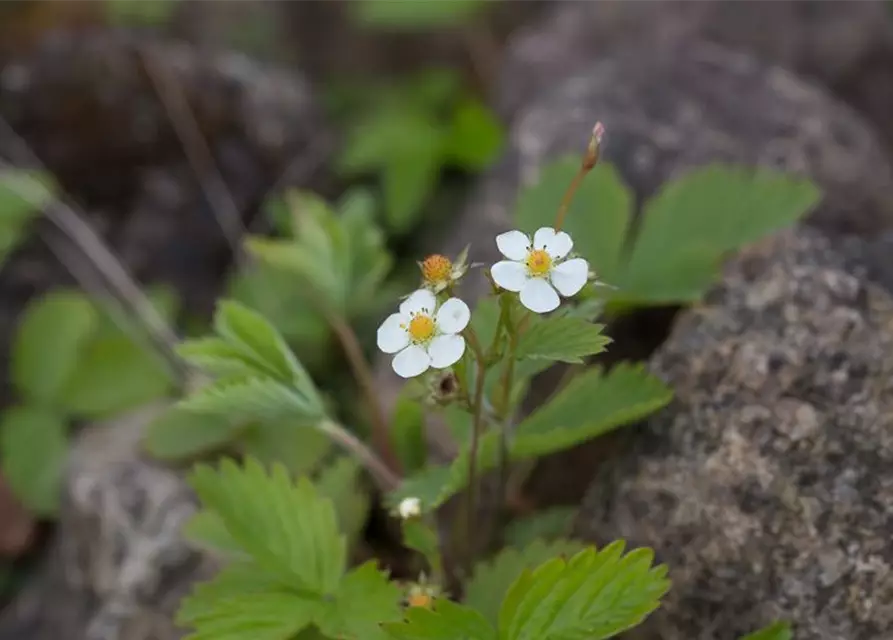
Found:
[0,405,219,640]
[576,228,893,639]
[495,1,893,136]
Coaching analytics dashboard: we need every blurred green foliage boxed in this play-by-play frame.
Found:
[348,0,489,30]
[0,170,55,268]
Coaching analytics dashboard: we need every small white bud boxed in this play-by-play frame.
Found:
[398,496,421,519]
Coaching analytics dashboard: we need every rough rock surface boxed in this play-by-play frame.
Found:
[576,228,893,639]
[0,406,219,640]
[495,0,893,148]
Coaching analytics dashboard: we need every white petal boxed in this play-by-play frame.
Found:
[435,298,470,334]
[544,230,573,259]
[400,289,437,316]
[392,345,431,378]
[491,260,529,292]
[496,230,530,261]
[376,313,410,354]
[428,334,465,368]
[550,258,589,297]
[520,278,560,313]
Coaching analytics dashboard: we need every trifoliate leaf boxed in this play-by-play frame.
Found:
[465,539,587,626]
[515,317,610,364]
[214,300,315,394]
[143,408,245,461]
[178,376,324,424]
[58,333,175,419]
[498,542,670,640]
[445,98,504,171]
[176,562,318,640]
[182,509,245,558]
[188,458,346,594]
[739,621,793,640]
[387,430,501,512]
[503,507,578,548]
[314,561,404,640]
[512,363,672,460]
[350,0,488,29]
[383,599,496,640]
[12,290,98,403]
[316,456,371,548]
[615,165,821,304]
[391,388,427,474]
[239,420,332,477]
[0,405,68,517]
[515,159,632,283]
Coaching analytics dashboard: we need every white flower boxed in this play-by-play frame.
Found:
[490,227,589,313]
[397,496,421,519]
[377,289,470,379]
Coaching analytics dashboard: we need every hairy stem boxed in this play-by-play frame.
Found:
[553,122,604,231]
[318,419,400,492]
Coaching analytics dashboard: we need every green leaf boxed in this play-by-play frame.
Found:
[498,542,670,640]
[391,389,427,474]
[314,561,404,640]
[387,430,501,512]
[143,407,245,461]
[188,457,346,594]
[515,317,611,364]
[465,539,588,627]
[381,129,444,235]
[182,510,245,558]
[214,300,315,393]
[12,290,98,403]
[445,99,504,171]
[616,165,821,304]
[512,363,672,460]
[177,562,318,640]
[383,599,496,640]
[515,159,632,283]
[503,507,579,548]
[57,333,174,419]
[401,519,442,577]
[739,621,793,640]
[177,338,261,379]
[316,456,371,548]
[0,406,68,517]
[179,376,324,424]
[239,420,332,477]
[350,0,487,29]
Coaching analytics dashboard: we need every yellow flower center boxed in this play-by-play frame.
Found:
[421,254,452,283]
[407,314,435,342]
[526,249,552,276]
[407,592,434,609]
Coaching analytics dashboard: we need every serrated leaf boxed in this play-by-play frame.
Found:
[143,407,245,461]
[188,457,346,594]
[383,599,496,640]
[391,389,427,473]
[316,456,371,548]
[57,333,174,419]
[12,290,98,403]
[239,420,332,477]
[350,0,488,29]
[177,562,318,640]
[387,430,501,512]
[515,317,610,364]
[512,363,672,460]
[0,405,68,517]
[739,621,793,640]
[515,159,632,283]
[445,99,504,171]
[314,561,404,640]
[498,542,670,640]
[616,165,821,304]
[465,539,587,626]
[179,376,323,424]
[182,509,245,558]
[503,507,578,548]
[214,300,315,394]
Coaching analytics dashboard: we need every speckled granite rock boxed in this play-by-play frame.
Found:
[0,405,218,640]
[576,228,893,639]
[495,0,893,147]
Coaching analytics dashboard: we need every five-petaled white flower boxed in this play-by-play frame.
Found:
[490,227,589,313]
[377,289,470,379]
[397,496,421,519]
